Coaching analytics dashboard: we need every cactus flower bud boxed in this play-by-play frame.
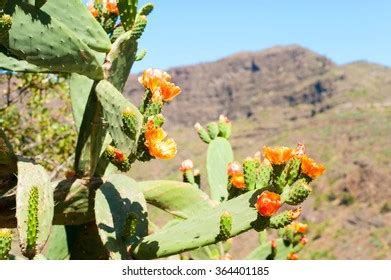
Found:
[287,252,299,260]
[227,161,242,176]
[256,191,281,217]
[0,14,12,41]
[271,239,277,249]
[179,159,194,172]
[104,145,131,172]
[218,115,232,139]
[300,236,309,245]
[295,222,308,234]
[122,107,139,139]
[300,155,325,179]
[194,122,211,144]
[295,143,306,156]
[263,146,294,165]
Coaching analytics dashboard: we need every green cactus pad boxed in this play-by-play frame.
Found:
[95,174,148,260]
[138,3,154,16]
[0,228,12,260]
[246,238,290,260]
[131,189,263,259]
[137,180,214,219]
[53,178,101,225]
[38,0,111,52]
[0,46,50,73]
[4,1,104,80]
[105,16,147,91]
[16,159,53,259]
[96,80,143,157]
[218,120,231,139]
[41,225,69,260]
[207,137,234,202]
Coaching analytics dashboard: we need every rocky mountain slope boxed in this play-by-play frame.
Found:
[125,45,391,259]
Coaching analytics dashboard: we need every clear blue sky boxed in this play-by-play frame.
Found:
[95,1,391,73]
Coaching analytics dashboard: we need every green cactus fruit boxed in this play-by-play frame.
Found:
[139,3,154,16]
[118,0,138,31]
[183,170,195,184]
[16,161,53,259]
[285,157,301,186]
[207,122,219,140]
[194,123,211,144]
[218,115,232,139]
[122,108,139,140]
[131,15,147,40]
[243,158,260,191]
[271,164,286,194]
[95,174,148,260]
[137,180,214,219]
[135,48,147,61]
[104,145,131,172]
[217,211,233,241]
[281,178,312,205]
[207,137,234,202]
[144,101,163,121]
[256,161,273,190]
[0,14,12,41]
[0,228,12,260]
[269,208,302,229]
[26,186,39,254]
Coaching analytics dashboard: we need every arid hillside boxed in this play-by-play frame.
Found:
[125,45,391,259]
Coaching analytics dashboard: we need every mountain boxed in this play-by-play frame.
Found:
[125,45,391,259]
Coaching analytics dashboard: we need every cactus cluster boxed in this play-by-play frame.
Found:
[0,0,325,260]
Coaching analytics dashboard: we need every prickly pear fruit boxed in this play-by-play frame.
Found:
[207,122,219,140]
[194,123,211,144]
[243,158,260,191]
[217,211,232,241]
[256,159,273,189]
[269,208,302,229]
[281,179,312,205]
[218,115,232,139]
[122,107,139,140]
[0,228,12,260]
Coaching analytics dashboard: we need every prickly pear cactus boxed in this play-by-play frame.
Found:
[0,0,326,261]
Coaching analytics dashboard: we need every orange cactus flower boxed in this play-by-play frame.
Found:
[300,236,309,245]
[88,3,99,18]
[262,146,294,165]
[288,252,299,260]
[227,161,242,176]
[230,174,246,189]
[179,159,194,172]
[104,0,119,15]
[300,155,325,179]
[138,69,181,102]
[256,191,282,217]
[295,222,308,234]
[144,120,177,160]
[295,143,306,157]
